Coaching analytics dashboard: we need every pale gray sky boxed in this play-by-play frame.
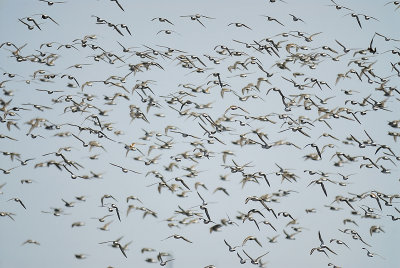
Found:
[0,0,399,267]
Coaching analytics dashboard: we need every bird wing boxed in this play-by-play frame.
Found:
[318,231,324,245]
[118,244,128,258]
[320,182,328,197]
[114,0,125,11]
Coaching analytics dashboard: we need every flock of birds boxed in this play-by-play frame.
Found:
[1,0,400,267]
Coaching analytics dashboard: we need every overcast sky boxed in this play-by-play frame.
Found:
[0,0,399,267]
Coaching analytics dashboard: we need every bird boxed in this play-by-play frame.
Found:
[0,211,16,220]
[74,254,88,259]
[100,194,117,207]
[310,231,337,257]
[261,15,285,26]
[278,211,295,221]
[180,14,215,28]
[385,1,400,11]
[374,32,400,42]
[267,235,280,243]
[228,22,252,30]
[330,239,350,249]
[310,247,332,258]
[267,0,287,3]
[110,204,121,221]
[99,240,128,258]
[307,178,337,197]
[344,13,379,29]
[283,229,299,240]
[126,195,143,203]
[224,239,240,252]
[162,234,193,243]
[304,143,322,159]
[259,220,277,231]
[71,221,85,228]
[0,183,6,194]
[369,225,385,236]
[39,0,65,5]
[387,214,400,221]
[8,198,26,209]
[19,17,42,30]
[328,0,353,11]
[35,88,64,94]
[0,166,20,174]
[242,235,263,247]
[158,253,174,266]
[97,220,113,231]
[151,17,174,25]
[236,252,247,264]
[289,14,305,23]
[242,250,269,265]
[109,163,141,174]
[32,14,59,25]
[339,229,371,246]
[114,23,132,35]
[362,248,385,259]
[22,239,40,246]
[213,187,230,196]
